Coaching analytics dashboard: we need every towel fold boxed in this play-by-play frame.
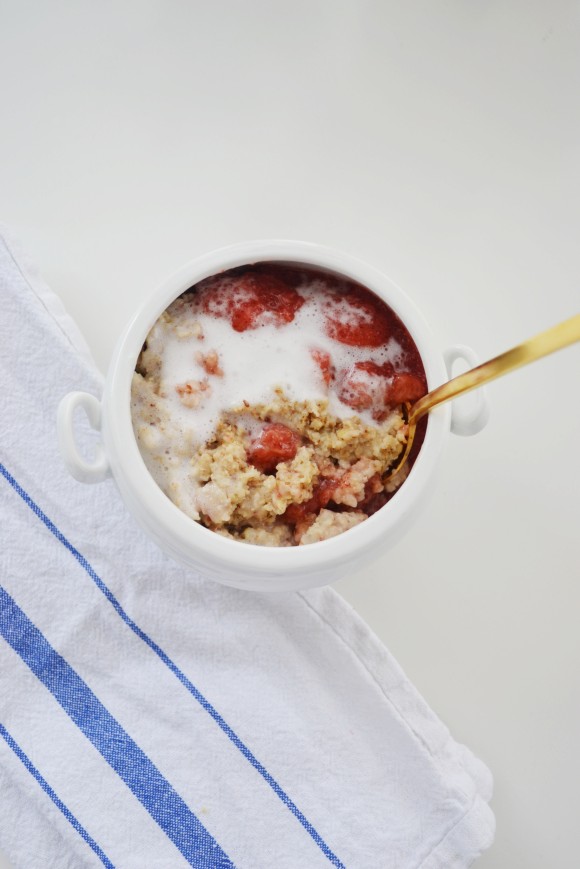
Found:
[0,229,494,869]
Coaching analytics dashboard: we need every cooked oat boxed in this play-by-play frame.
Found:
[132,371,407,546]
[298,509,368,545]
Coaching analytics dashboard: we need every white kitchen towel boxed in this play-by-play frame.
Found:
[0,228,495,869]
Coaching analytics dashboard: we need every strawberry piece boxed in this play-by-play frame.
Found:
[198,271,304,332]
[383,372,426,406]
[337,361,426,417]
[336,361,394,413]
[247,424,301,473]
[323,286,391,347]
[310,348,334,386]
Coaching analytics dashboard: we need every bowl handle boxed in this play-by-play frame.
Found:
[443,345,491,436]
[57,391,110,483]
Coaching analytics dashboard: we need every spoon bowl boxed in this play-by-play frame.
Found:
[387,313,580,480]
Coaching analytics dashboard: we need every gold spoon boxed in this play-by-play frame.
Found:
[388,313,580,479]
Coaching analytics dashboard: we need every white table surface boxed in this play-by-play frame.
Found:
[1,2,579,867]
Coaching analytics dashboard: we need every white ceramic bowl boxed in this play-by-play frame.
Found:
[58,241,489,592]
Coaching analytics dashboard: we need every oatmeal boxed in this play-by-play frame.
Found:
[131,264,427,546]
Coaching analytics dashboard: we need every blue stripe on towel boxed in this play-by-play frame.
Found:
[0,722,115,868]
[0,461,345,869]
[0,587,235,869]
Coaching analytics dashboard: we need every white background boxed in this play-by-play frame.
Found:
[1,2,579,867]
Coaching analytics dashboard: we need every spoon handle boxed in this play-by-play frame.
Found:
[410,313,580,424]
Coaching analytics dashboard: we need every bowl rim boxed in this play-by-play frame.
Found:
[103,240,451,577]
